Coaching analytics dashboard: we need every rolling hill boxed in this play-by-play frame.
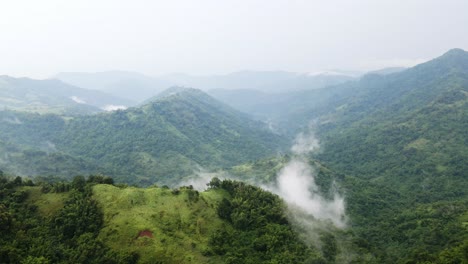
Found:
[0,87,287,185]
[205,49,468,262]
[0,49,467,264]
[161,70,355,93]
[311,48,468,262]
[0,175,347,264]
[0,75,134,115]
[55,71,173,103]
[55,70,355,104]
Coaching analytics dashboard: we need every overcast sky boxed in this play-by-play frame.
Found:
[1,0,467,78]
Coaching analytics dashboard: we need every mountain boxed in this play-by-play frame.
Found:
[161,70,354,93]
[204,49,468,262]
[0,175,350,263]
[56,70,355,104]
[58,88,287,185]
[314,48,468,189]
[215,49,467,136]
[1,49,467,263]
[207,89,277,119]
[0,75,134,115]
[55,71,174,103]
[0,88,287,185]
[309,49,468,262]
[366,66,407,76]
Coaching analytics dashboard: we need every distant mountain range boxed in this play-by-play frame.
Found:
[0,49,467,263]
[55,71,173,103]
[160,70,355,93]
[0,75,134,115]
[54,70,356,103]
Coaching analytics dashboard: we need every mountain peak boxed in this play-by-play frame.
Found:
[406,48,468,75]
[436,48,468,63]
[147,86,202,101]
[442,48,467,56]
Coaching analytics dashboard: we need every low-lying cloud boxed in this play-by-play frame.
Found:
[272,158,346,228]
[70,96,87,104]
[291,131,320,155]
[101,105,128,111]
[278,131,346,227]
[2,116,23,124]
[181,131,346,228]
[175,127,346,230]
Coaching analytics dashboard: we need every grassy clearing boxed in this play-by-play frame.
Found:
[21,186,69,217]
[93,184,228,264]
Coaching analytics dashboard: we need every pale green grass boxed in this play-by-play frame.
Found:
[405,138,430,150]
[460,211,468,229]
[21,186,70,217]
[93,185,228,264]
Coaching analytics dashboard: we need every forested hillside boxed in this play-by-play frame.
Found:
[0,88,287,185]
[312,49,468,262]
[0,174,346,264]
[207,49,468,263]
[58,88,287,185]
[0,49,467,263]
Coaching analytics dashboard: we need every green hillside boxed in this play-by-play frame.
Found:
[0,75,134,115]
[0,175,343,264]
[0,49,467,263]
[314,49,468,195]
[0,88,287,185]
[93,184,226,263]
[313,49,468,262]
[57,88,287,185]
[207,49,468,263]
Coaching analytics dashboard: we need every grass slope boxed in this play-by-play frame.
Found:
[0,75,133,115]
[93,184,227,264]
[21,186,70,217]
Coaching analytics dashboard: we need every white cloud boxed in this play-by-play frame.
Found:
[101,105,128,111]
[70,96,86,104]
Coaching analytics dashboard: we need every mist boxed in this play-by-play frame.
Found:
[273,159,346,228]
[182,130,347,229]
[2,116,23,125]
[2,1,467,78]
[266,131,346,229]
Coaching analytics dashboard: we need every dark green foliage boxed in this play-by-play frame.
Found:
[0,175,137,264]
[0,88,287,186]
[320,233,338,262]
[212,50,468,264]
[51,190,102,240]
[304,50,468,263]
[208,179,317,263]
[86,174,114,185]
[0,49,466,263]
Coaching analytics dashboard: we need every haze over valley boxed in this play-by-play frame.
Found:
[0,1,467,263]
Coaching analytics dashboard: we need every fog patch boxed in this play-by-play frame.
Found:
[268,131,347,228]
[2,116,23,124]
[70,96,87,104]
[178,168,230,191]
[40,141,57,153]
[291,131,320,155]
[178,131,347,228]
[102,105,128,111]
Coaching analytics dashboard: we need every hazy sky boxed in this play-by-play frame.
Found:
[1,0,467,78]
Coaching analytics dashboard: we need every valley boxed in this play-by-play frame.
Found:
[0,49,467,263]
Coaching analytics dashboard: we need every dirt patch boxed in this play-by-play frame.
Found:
[137,230,154,238]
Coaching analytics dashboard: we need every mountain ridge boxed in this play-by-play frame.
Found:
[0,87,287,185]
[0,75,134,115]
